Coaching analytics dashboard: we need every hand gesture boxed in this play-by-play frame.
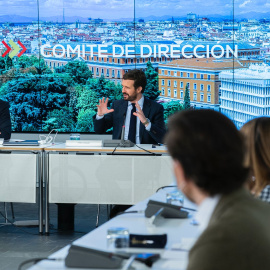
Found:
[96,97,114,116]
[133,102,147,124]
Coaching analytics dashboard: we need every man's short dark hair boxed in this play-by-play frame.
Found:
[123,69,147,93]
[165,109,248,196]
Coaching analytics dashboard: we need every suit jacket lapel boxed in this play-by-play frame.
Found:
[140,98,151,141]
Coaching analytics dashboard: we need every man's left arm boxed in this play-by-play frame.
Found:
[0,102,11,140]
[135,102,166,144]
[145,105,166,144]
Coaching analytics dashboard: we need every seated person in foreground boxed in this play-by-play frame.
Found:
[165,109,270,270]
[94,69,166,144]
[241,117,270,202]
[0,99,11,140]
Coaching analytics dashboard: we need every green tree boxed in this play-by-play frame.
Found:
[86,76,122,106]
[76,109,96,132]
[0,58,6,74]
[59,60,92,84]
[17,55,51,74]
[144,61,160,100]
[0,74,70,131]
[17,55,40,68]
[0,55,13,73]
[43,107,75,132]
[162,100,184,125]
[183,84,191,110]
[75,78,122,132]
[76,85,99,112]
[0,68,21,87]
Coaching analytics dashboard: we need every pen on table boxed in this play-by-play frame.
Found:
[131,238,154,245]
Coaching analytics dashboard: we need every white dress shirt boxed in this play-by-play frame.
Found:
[194,195,221,234]
[124,96,151,144]
[96,95,151,144]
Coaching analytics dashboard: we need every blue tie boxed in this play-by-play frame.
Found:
[128,103,136,143]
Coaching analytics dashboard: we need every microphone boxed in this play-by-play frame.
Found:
[119,112,134,147]
[65,245,160,269]
[120,113,126,144]
[103,113,135,148]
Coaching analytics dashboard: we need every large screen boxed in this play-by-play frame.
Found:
[0,0,269,133]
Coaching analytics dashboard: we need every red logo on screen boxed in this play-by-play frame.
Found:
[1,40,26,58]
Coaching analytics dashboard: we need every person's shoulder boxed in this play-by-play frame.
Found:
[222,190,270,219]
[144,98,163,109]
[196,200,270,248]
[0,99,9,108]
[208,191,270,238]
[112,99,126,110]
[234,188,270,214]
[188,190,270,269]
[113,99,124,105]
[259,185,270,203]
[189,217,270,270]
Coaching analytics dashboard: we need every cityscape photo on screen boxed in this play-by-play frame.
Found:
[0,0,269,133]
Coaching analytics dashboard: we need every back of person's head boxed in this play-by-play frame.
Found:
[165,109,248,196]
[123,69,147,93]
[241,117,270,194]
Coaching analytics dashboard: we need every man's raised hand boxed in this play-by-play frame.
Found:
[133,102,147,124]
[96,97,114,116]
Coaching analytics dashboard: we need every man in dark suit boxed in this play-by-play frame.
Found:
[0,99,11,140]
[94,69,166,217]
[165,109,270,270]
[94,69,166,144]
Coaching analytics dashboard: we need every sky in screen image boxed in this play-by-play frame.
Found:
[0,0,269,21]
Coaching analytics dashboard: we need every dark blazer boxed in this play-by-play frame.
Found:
[187,188,270,270]
[0,99,11,140]
[94,98,166,144]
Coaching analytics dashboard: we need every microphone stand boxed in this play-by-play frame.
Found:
[103,113,135,148]
[120,113,135,147]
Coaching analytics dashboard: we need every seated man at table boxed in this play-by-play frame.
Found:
[94,69,166,218]
[165,109,270,270]
[0,99,11,140]
[94,69,166,145]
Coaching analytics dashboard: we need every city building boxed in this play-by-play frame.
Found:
[220,63,270,128]
[158,57,243,110]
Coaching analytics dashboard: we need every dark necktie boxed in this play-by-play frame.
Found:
[128,103,136,143]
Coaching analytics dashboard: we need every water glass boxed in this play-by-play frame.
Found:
[70,133,80,140]
[107,227,129,249]
[166,190,184,206]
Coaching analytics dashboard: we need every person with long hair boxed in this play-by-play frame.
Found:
[241,117,270,202]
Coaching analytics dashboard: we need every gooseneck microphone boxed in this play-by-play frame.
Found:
[120,113,126,145]
[119,112,134,147]
[103,113,135,148]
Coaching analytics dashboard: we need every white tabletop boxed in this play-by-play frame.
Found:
[29,188,199,270]
[44,143,168,154]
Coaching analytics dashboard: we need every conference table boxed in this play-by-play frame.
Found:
[0,143,173,235]
[0,144,44,234]
[28,188,200,270]
[43,144,174,234]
